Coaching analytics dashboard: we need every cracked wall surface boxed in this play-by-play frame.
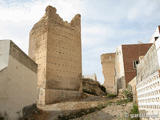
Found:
[101,53,116,94]
[29,6,82,105]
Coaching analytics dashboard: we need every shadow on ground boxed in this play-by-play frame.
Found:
[23,96,129,120]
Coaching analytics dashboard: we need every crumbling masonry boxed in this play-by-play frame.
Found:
[29,6,82,105]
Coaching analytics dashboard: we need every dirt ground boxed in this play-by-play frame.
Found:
[29,95,133,120]
[74,102,133,120]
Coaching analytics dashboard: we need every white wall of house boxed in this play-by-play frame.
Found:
[0,40,10,71]
[115,46,125,89]
[136,71,160,120]
[149,26,160,43]
[136,30,160,120]
[0,40,38,120]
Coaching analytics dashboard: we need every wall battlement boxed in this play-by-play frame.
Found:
[31,6,81,34]
[29,5,82,105]
[101,53,115,64]
[101,53,116,94]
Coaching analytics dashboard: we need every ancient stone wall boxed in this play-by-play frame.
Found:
[82,78,106,96]
[29,6,82,104]
[82,74,97,81]
[101,53,116,94]
[29,13,48,89]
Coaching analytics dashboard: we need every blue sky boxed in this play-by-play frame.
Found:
[0,0,160,84]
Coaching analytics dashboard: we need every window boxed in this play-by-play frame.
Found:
[133,60,139,69]
[155,37,159,41]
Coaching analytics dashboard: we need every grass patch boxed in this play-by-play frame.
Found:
[107,94,117,98]
[122,88,133,102]
[129,104,139,120]
[116,99,130,105]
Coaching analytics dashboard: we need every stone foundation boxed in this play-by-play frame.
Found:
[38,88,82,105]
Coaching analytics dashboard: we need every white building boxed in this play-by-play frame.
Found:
[0,40,38,120]
[136,26,160,120]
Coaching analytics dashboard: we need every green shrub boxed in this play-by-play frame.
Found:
[129,104,139,120]
[122,89,133,102]
[130,104,139,114]
[116,99,129,105]
[107,94,117,98]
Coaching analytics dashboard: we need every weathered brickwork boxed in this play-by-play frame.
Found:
[102,43,152,94]
[101,53,116,94]
[29,6,82,104]
[122,44,152,86]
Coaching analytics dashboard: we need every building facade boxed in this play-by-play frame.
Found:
[29,6,82,105]
[136,26,160,119]
[115,43,152,90]
[115,46,126,90]
[101,43,152,94]
[149,26,160,43]
[101,53,116,94]
[128,77,137,103]
[0,40,38,120]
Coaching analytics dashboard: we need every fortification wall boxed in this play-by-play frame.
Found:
[29,6,82,104]
[29,15,48,89]
[101,53,116,94]
[46,7,82,90]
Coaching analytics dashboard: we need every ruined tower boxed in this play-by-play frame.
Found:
[29,6,82,105]
[101,53,117,94]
